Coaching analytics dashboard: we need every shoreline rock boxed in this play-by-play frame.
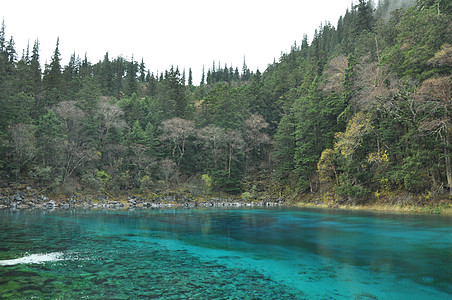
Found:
[0,190,286,210]
[1,187,449,214]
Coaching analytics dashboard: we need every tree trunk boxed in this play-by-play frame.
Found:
[445,125,452,194]
[228,145,233,178]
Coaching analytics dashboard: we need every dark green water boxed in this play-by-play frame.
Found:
[0,208,450,299]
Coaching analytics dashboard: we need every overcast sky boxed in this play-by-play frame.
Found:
[2,0,353,83]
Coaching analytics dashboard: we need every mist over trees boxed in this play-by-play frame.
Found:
[0,0,451,203]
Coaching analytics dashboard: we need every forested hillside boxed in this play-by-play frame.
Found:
[0,0,451,204]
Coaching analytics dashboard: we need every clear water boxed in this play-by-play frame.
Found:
[0,208,451,299]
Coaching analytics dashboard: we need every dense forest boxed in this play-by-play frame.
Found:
[0,0,451,205]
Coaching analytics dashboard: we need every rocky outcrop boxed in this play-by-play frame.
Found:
[0,187,286,210]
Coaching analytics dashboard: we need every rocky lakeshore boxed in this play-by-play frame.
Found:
[2,185,449,214]
[0,186,287,210]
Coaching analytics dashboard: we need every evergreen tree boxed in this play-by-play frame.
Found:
[113,56,125,99]
[200,65,205,85]
[198,83,247,130]
[242,56,251,81]
[34,109,65,185]
[41,38,63,109]
[273,113,296,182]
[30,40,41,95]
[341,7,357,54]
[144,122,160,157]
[79,53,91,79]
[0,19,5,53]
[8,92,34,125]
[355,0,375,33]
[98,52,114,95]
[62,52,81,99]
[381,3,450,81]
[129,120,146,145]
[188,68,193,86]
[125,56,138,96]
[0,21,16,77]
[13,45,33,95]
[5,36,17,69]
[139,58,146,83]
[43,38,62,93]
[151,66,187,123]
[76,76,101,112]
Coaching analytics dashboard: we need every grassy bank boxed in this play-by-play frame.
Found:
[291,191,452,215]
[295,201,452,215]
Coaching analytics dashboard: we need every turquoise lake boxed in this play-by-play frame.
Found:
[0,208,451,299]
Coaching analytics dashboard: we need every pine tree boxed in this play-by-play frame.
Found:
[5,36,16,67]
[188,68,193,86]
[200,65,205,85]
[341,7,357,55]
[30,39,41,95]
[355,0,375,33]
[43,38,62,92]
[144,122,160,156]
[99,52,114,96]
[41,38,63,109]
[242,56,250,81]
[62,52,80,99]
[139,58,146,83]
[79,53,91,79]
[125,56,138,96]
[273,113,296,182]
[113,56,125,99]
[129,120,146,145]
[0,19,5,53]
[35,109,65,174]
[380,2,450,80]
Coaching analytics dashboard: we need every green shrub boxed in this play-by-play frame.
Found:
[335,181,371,202]
[241,191,252,201]
[81,172,103,191]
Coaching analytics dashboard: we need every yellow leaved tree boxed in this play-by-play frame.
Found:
[334,111,374,158]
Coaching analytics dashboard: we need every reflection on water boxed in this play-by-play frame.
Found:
[0,208,450,299]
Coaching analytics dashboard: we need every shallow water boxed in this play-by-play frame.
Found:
[0,208,450,299]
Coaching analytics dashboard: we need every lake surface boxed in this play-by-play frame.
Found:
[0,208,451,299]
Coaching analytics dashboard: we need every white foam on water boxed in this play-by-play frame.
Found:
[0,252,65,266]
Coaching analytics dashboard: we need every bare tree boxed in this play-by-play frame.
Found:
[129,144,157,180]
[428,43,452,67]
[54,101,97,183]
[225,130,244,178]
[97,99,128,147]
[104,144,127,175]
[159,118,195,164]
[320,55,348,94]
[353,62,400,111]
[197,126,226,169]
[54,101,85,137]
[159,158,179,187]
